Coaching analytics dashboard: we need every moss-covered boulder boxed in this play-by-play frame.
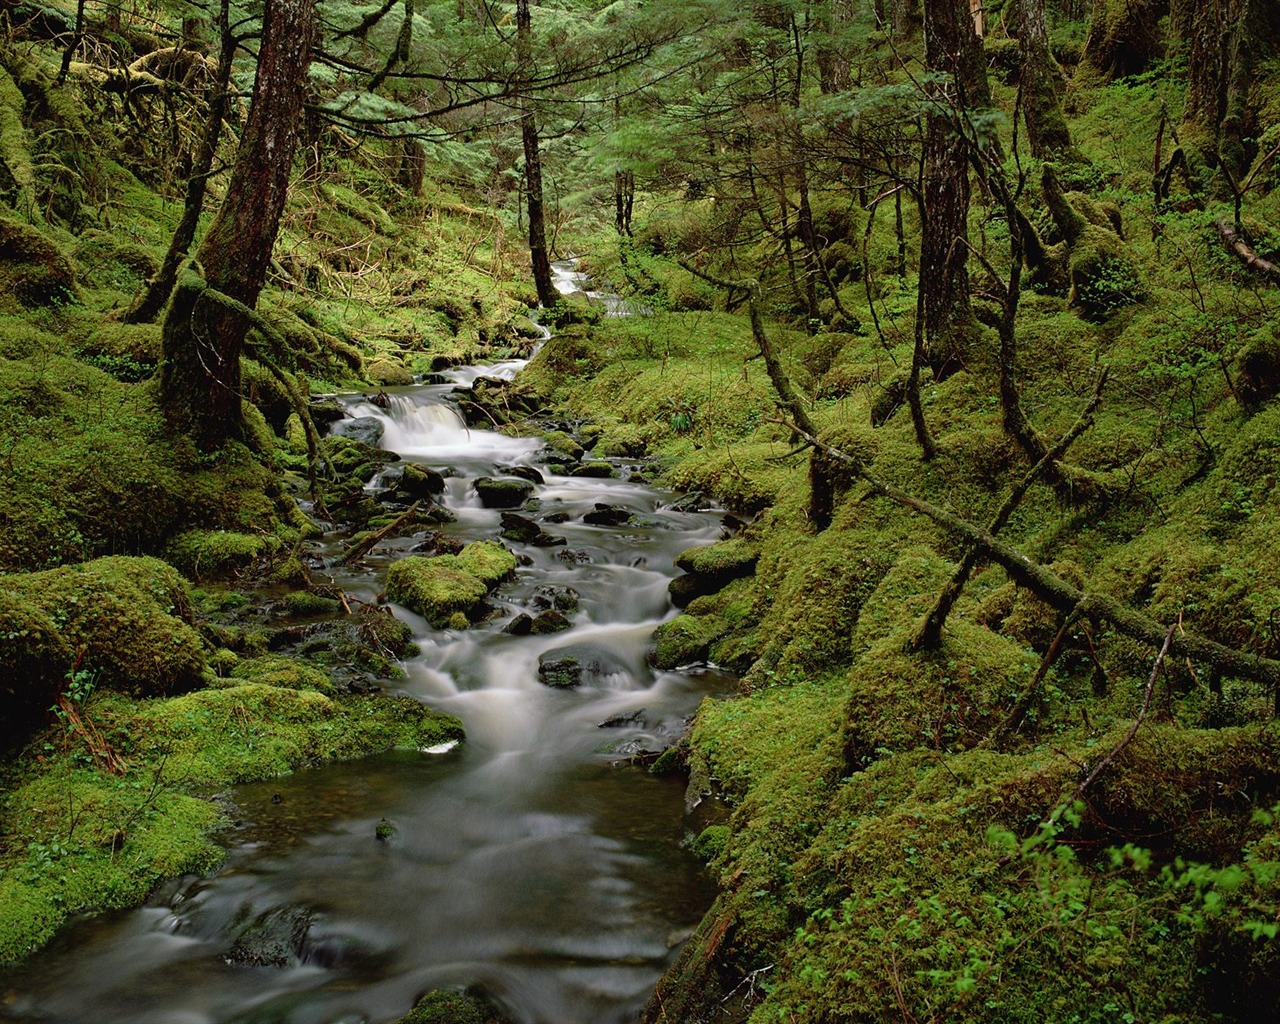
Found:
[473,476,534,508]
[0,217,77,308]
[0,590,74,750]
[394,990,488,1024]
[387,556,488,626]
[367,357,414,386]
[5,556,205,698]
[651,613,726,670]
[455,541,517,587]
[385,543,514,628]
[399,463,446,499]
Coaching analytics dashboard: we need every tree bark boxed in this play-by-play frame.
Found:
[124,0,235,324]
[1016,0,1074,157]
[160,0,317,449]
[920,0,990,376]
[517,0,556,308]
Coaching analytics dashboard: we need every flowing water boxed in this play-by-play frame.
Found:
[1,273,729,1024]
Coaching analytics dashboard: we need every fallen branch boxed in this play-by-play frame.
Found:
[1077,625,1175,794]
[1215,218,1280,284]
[336,501,421,565]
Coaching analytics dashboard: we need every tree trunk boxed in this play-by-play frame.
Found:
[1081,0,1164,79]
[1179,0,1267,181]
[517,0,556,308]
[160,0,317,449]
[919,0,990,376]
[396,135,425,195]
[124,0,235,324]
[1016,0,1074,157]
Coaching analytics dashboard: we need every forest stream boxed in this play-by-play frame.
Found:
[0,266,729,1024]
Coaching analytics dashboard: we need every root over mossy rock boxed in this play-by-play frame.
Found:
[0,590,74,751]
[0,217,77,308]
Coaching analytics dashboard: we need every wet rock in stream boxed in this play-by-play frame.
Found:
[225,904,314,968]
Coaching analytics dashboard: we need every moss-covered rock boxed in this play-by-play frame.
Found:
[229,655,335,694]
[163,529,275,580]
[5,555,204,698]
[0,217,77,308]
[455,540,517,588]
[473,476,534,508]
[651,613,726,669]
[394,990,487,1024]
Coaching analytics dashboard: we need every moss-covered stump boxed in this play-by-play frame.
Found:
[385,541,516,627]
[4,555,205,699]
[0,217,77,308]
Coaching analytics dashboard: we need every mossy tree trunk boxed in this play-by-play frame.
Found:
[920,0,990,376]
[1178,0,1273,182]
[124,0,235,324]
[160,0,317,449]
[517,0,556,309]
[1080,0,1165,79]
[1016,0,1074,157]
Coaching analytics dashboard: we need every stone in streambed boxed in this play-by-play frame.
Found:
[398,463,446,499]
[496,464,545,485]
[225,904,314,968]
[570,461,616,479]
[502,613,534,636]
[537,656,582,689]
[529,609,571,634]
[331,416,385,447]
[500,512,564,547]
[532,585,579,613]
[582,503,632,526]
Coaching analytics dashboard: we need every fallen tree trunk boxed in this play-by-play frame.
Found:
[784,421,1280,696]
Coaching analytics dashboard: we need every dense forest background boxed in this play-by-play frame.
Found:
[4,0,1280,1021]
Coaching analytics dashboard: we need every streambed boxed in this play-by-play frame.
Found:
[1,283,729,1023]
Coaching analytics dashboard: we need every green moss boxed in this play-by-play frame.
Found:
[652,613,726,669]
[281,590,341,617]
[5,555,205,698]
[366,357,414,386]
[0,589,74,750]
[690,824,730,862]
[394,991,486,1024]
[675,538,758,578]
[0,217,77,309]
[163,530,278,581]
[385,555,490,628]
[454,540,517,587]
[229,655,335,694]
